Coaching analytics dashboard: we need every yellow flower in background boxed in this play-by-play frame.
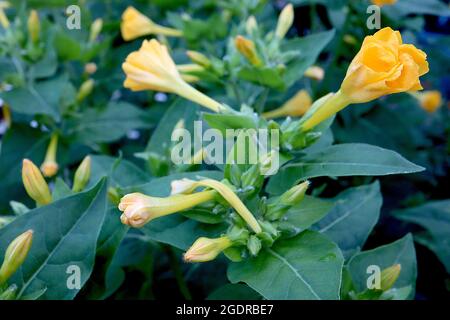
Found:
[27,10,40,44]
[40,133,59,178]
[304,66,324,81]
[235,35,263,67]
[371,0,397,6]
[170,178,262,233]
[89,18,103,43]
[302,27,429,131]
[184,236,232,263]
[414,90,442,113]
[123,39,226,112]
[22,159,52,206]
[275,3,294,39]
[262,89,312,119]
[0,230,33,285]
[0,1,10,29]
[118,190,216,228]
[120,6,182,41]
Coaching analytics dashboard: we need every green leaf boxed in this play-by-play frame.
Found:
[237,66,286,90]
[347,234,417,299]
[394,200,450,273]
[203,112,259,135]
[385,0,450,17]
[313,182,382,258]
[267,143,424,195]
[52,178,74,201]
[0,178,108,299]
[228,230,344,299]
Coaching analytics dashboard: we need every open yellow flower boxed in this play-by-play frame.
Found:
[184,236,232,263]
[170,178,262,233]
[371,0,397,6]
[414,90,442,113]
[262,89,312,119]
[302,27,429,131]
[118,190,216,228]
[123,39,226,112]
[121,6,182,41]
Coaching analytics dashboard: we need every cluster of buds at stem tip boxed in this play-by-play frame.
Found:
[380,264,401,291]
[300,27,429,132]
[0,230,33,286]
[27,10,40,44]
[275,3,294,39]
[170,178,262,234]
[23,159,52,206]
[118,190,217,228]
[262,89,312,119]
[76,79,95,103]
[184,236,232,263]
[72,156,91,192]
[122,39,227,113]
[40,133,59,178]
[89,18,103,43]
[0,1,10,29]
[235,36,263,67]
[120,6,182,41]
[265,181,310,221]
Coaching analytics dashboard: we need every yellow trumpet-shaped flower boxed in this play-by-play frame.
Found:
[0,230,33,285]
[72,156,91,192]
[120,6,182,41]
[262,89,312,119]
[123,39,225,112]
[235,35,263,67]
[413,90,442,113]
[170,178,262,233]
[22,159,52,206]
[275,3,294,39]
[184,236,232,263]
[304,66,325,81]
[302,27,429,131]
[371,0,397,7]
[28,10,40,44]
[0,1,10,29]
[118,190,216,228]
[40,133,59,178]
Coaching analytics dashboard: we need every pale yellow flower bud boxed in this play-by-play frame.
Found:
[414,90,442,113]
[275,4,294,39]
[380,264,401,291]
[0,1,10,29]
[72,156,91,192]
[262,89,312,119]
[235,36,263,67]
[84,62,97,75]
[23,159,52,206]
[122,39,225,112]
[0,230,33,285]
[28,10,40,44]
[245,15,258,34]
[170,178,198,195]
[89,18,103,42]
[40,133,59,178]
[280,180,310,205]
[176,64,205,73]
[118,190,216,228]
[76,79,95,102]
[304,66,325,81]
[2,104,11,128]
[184,236,232,263]
[186,51,211,68]
[120,6,182,41]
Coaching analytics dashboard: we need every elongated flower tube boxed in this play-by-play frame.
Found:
[275,3,294,39]
[184,236,232,263]
[118,190,216,228]
[262,89,312,119]
[123,39,226,113]
[22,159,52,206]
[0,230,33,285]
[72,156,91,192]
[412,90,442,113]
[0,1,10,29]
[371,0,397,6]
[301,27,429,131]
[120,6,182,41]
[170,179,262,233]
[40,133,59,178]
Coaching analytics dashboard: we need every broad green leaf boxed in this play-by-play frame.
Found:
[347,234,417,299]
[313,182,382,258]
[0,178,108,299]
[237,66,285,91]
[52,178,74,201]
[385,0,450,17]
[267,143,424,195]
[394,200,450,272]
[228,230,344,300]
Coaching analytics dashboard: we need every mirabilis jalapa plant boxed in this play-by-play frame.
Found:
[119,5,428,300]
[0,1,435,300]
